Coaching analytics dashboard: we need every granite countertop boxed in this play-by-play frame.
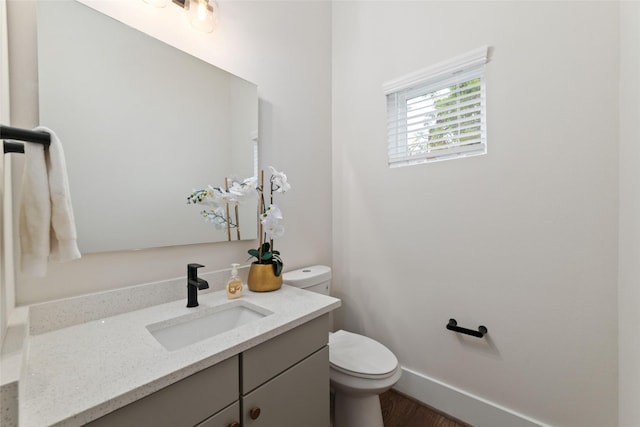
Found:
[19,285,340,427]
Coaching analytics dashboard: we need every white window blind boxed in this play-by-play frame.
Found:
[384,46,490,167]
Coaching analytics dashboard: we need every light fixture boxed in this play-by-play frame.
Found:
[188,0,217,33]
[143,0,218,33]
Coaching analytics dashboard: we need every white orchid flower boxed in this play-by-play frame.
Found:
[209,186,235,204]
[261,204,283,221]
[228,177,258,202]
[261,204,285,239]
[242,176,258,188]
[262,217,285,239]
[269,166,291,193]
[203,206,228,230]
[227,182,246,199]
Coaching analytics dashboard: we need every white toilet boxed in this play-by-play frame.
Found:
[283,265,402,427]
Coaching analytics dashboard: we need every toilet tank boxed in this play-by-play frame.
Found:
[282,265,331,295]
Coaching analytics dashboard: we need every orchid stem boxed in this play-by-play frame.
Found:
[258,169,264,260]
[235,204,240,240]
[270,174,274,250]
[224,177,231,241]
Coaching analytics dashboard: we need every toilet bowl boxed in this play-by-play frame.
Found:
[329,329,402,427]
[282,266,401,427]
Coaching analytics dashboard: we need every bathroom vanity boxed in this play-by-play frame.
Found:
[13,282,340,427]
[86,315,329,427]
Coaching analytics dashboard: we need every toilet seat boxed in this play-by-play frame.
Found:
[329,330,398,380]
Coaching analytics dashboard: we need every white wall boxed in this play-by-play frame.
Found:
[5,0,332,305]
[332,2,619,427]
[618,1,640,425]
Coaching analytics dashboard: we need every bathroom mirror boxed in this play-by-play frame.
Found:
[36,0,258,253]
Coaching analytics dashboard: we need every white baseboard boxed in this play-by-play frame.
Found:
[393,367,549,427]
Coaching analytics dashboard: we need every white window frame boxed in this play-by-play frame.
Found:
[383,46,490,167]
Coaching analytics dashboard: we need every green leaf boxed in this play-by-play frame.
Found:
[261,251,273,261]
[274,262,283,277]
[261,242,271,253]
[248,249,259,258]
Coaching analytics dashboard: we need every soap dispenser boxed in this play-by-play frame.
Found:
[226,263,244,299]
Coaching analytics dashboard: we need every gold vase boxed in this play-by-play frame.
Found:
[247,263,283,292]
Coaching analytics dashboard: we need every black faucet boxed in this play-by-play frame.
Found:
[187,263,209,308]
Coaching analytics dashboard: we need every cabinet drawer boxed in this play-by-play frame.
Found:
[86,356,239,427]
[243,346,330,427]
[242,314,329,393]
[195,401,240,427]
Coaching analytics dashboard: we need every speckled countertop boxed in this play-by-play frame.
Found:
[19,285,340,427]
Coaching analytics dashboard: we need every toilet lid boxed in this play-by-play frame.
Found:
[329,330,398,378]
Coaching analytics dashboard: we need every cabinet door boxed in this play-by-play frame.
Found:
[243,314,329,393]
[85,356,238,427]
[195,402,240,427]
[243,346,329,427]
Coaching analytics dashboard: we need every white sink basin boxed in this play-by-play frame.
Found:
[146,301,272,351]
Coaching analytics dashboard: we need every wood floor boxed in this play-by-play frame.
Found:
[380,389,473,427]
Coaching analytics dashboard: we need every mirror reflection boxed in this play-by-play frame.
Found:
[36,0,258,253]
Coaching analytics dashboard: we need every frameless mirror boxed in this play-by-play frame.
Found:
[36,0,258,253]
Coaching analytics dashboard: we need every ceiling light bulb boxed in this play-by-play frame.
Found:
[197,1,207,21]
[189,0,217,33]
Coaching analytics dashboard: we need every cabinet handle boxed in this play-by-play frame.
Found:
[249,407,261,420]
[228,423,240,427]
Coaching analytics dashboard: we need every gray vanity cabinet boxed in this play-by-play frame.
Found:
[242,347,329,427]
[85,314,330,427]
[84,356,239,427]
[241,314,330,427]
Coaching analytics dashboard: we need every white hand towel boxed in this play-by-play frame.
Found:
[20,126,81,276]
[19,136,50,276]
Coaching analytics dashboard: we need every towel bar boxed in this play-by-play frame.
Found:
[446,318,488,338]
[1,125,51,154]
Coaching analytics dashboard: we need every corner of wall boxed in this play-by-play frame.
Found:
[618,1,640,425]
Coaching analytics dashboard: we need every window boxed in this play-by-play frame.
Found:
[384,46,490,167]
